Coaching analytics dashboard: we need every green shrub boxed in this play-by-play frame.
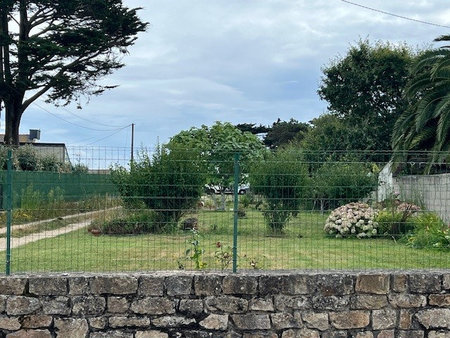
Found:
[407,213,450,250]
[249,146,309,233]
[375,209,417,237]
[313,161,378,210]
[99,209,159,235]
[111,146,206,231]
[15,145,40,171]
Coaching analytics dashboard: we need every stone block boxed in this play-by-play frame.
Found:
[321,332,348,338]
[42,296,70,315]
[131,297,175,315]
[90,331,133,338]
[194,275,222,296]
[443,274,450,290]
[107,296,130,313]
[409,273,441,293]
[6,296,40,315]
[90,275,138,295]
[355,333,373,338]
[89,317,108,330]
[72,296,106,316]
[274,295,309,311]
[179,299,203,315]
[54,318,88,338]
[259,275,285,296]
[284,274,310,295]
[29,277,67,296]
[372,308,397,330]
[429,331,450,338]
[231,314,270,330]
[249,298,274,312]
[0,316,21,330]
[351,294,388,309]
[151,316,196,328]
[355,274,389,294]
[281,328,319,338]
[415,309,450,329]
[138,276,164,296]
[109,316,151,328]
[311,274,354,296]
[389,293,426,308]
[205,296,248,313]
[22,315,53,328]
[311,295,349,311]
[329,310,369,329]
[6,329,51,338]
[222,275,258,295]
[199,314,228,330]
[68,276,90,295]
[136,331,169,338]
[165,275,192,296]
[391,274,407,292]
[243,333,277,338]
[429,294,450,307]
[270,312,302,329]
[397,331,424,338]
[0,295,7,313]
[377,330,394,338]
[397,330,424,338]
[302,312,329,331]
[398,309,412,329]
[0,277,27,295]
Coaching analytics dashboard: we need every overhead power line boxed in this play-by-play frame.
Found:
[33,102,128,132]
[340,0,450,29]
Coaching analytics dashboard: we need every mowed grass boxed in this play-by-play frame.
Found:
[9,210,450,273]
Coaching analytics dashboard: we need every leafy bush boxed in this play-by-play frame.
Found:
[375,211,415,237]
[313,161,378,210]
[97,209,158,235]
[15,145,40,171]
[111,146,206,231]
[324,202,379,238]
[406,213,450,250]
[249,146,309,233]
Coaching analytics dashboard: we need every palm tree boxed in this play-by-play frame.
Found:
[392,35,450,172]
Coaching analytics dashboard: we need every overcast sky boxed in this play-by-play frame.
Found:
[16,0,450,160]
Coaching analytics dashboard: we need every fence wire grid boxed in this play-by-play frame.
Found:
[0,146,449,274]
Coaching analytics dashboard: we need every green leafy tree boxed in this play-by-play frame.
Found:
[0,1,147,144]
[392,35,450,171]
[313,160,378,212]
[249,146,309,233]
[263,118,310,149]
[168,121,266,209]
[318,40,415,151]
[111,146,206,231]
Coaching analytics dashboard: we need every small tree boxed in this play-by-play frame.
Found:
[249,146,309,233]
[111,146,206,231]
[313,161,379,212]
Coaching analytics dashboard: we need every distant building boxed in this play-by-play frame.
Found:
[0,129,70,163]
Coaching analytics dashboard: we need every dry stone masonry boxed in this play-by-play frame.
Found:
[0,271,448,337]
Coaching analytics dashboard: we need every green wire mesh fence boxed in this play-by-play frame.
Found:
[1,146,448,273]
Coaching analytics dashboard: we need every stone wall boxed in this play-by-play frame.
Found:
[0,271,449,337]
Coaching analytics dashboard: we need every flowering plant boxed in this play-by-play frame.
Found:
[324,202,379,238]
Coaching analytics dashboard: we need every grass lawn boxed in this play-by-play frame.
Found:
[9,209,450,273]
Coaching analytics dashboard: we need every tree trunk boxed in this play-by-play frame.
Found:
[4,98,23,145]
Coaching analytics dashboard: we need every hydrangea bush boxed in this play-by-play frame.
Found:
[324,202,379,238]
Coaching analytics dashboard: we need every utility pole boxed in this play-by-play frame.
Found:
[131,123,135,162]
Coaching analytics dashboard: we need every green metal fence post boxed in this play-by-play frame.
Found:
[5,149,12,275]
[232,152,240,273]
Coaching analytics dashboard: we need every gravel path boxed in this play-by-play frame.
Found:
[0,207,120,251]
[0,219,90,251]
